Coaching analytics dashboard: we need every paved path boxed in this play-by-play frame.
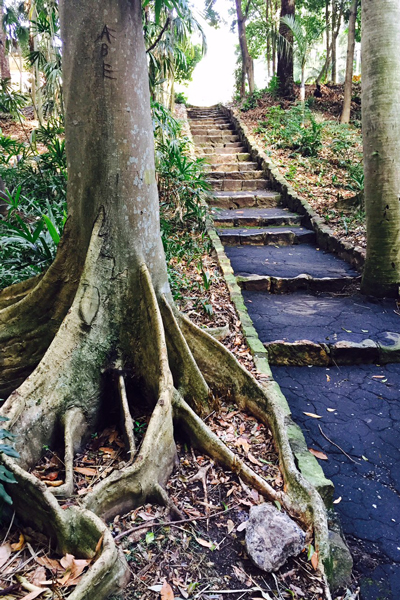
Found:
[188,105,400,598]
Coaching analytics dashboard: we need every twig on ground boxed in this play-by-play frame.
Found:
[1,511,15,545]
[318,425,360,464]
[114,504,239,541]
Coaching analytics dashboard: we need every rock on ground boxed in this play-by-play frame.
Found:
[245,503,306,572]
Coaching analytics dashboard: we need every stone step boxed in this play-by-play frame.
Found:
[217,226,316,246]
[200,153,251,164]
[187,112,223,119]
[211,207,301,226]
[207,162,259,173]
[197,145,246,155]
[193,134,240,144]
[207,170,265,180]
[211,190,281,208]
[190,124,233,133]
[209,179,270,191]
[237,273,360,294]
[190,119,231,126]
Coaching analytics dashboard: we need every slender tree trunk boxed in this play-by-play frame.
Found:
[0,0,10,79]
[340,0,359,123]
[277,0,295,99]
[235,0,255,95]
[317,0,330,84]
[331,0,344,83]
[360,0,400,297]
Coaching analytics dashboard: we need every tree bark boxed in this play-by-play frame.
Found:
[340,0,359,123]
[235,0,255,95]
[0,0,10,80]
[277,0,295,99]
[360,0,400,297]
[331,0,344,83]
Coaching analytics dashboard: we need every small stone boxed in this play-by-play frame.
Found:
[245,503,306,572]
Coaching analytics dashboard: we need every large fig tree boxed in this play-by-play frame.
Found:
[0,1,329,598]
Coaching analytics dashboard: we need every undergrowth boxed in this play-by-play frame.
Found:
[0,96,212,314]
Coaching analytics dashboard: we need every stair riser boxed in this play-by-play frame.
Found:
[207,163,259,173]
[190,120,231,126]
[197,145,245,154]
[210,194,281,209]
[218,231,316,245]
[207,171,265,180]
[193,135,240,144]
[199,154,249,164]
[209,180,269,191]
[190,125,233,133]
[213,216,302,226]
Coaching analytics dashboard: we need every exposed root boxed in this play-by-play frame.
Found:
[0,222,332,599]
[117,374,136,462]
[0,273,43,310]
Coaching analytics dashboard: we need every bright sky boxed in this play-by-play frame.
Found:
[179,0,268,107]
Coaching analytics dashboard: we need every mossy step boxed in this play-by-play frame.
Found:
[193,134,240,144]
[237,273,360,294]
[201,153,251,164]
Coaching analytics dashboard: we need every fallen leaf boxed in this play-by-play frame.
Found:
[43,480,64,487]
[326,374,331,382]
[247,453,263,467]
[333,496,342,504]
[30,565,47,587]
[11,533,25,551]
[303,412,322,419]
[43,471,59,481]
[161,581,174,600]
[194,536,214,549]
[36,556,63,572]
[326,408,336,412]
[0,542,11,569]
[237,521,248,532]
[311,551,319,570]
[148,584,163,593]
[372,375,385,379]
[309,448,328,461]
[60,553,75,570]
[99,447,116,456]
[73,467,97,476]
[226,519,235,534]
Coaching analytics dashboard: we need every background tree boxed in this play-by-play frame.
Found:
[0,0,10,79]
[277,0,295,99]
[360,0,400,297]
[340,0,359,123]
[234,0,255,97]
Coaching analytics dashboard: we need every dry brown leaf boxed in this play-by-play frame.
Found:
[60,553,75,570]
[29,565,47,587]
[74,467,97,476]
[11,533,25,552]
[236,437,250,453]
[303,412,322,419]
[99,447,115,456]
[36,556,63,572]
[308,448,328,461]
[161,581,174,600]
[94,534,104,559]
[311,551,319,570]
[43,480,64,487]
[0,542,11,569]
[43,471,59,481]
[247,453,262,467]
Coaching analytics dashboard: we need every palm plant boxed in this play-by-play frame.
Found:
[278,15,324,102]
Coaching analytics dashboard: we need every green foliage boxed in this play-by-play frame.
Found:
[240,88,265,112]
[0,79,29,118]
[175,91,188,105]
[257,103,323,157]
[0,119,67,289]
[0,415,19,508]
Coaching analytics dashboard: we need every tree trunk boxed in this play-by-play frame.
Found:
[0,0,10,80]
[340,0,359,123]
[235,0,255,95]
[317,0,330,84]
[277,0,295,99]
[331,0,344,84]
[360,0,400,297]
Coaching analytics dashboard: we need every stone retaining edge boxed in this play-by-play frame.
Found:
[220,104,366,273]
[180,105,334,504]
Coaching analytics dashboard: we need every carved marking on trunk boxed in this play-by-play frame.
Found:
[79,284,100,326]
[96,25,116,43]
